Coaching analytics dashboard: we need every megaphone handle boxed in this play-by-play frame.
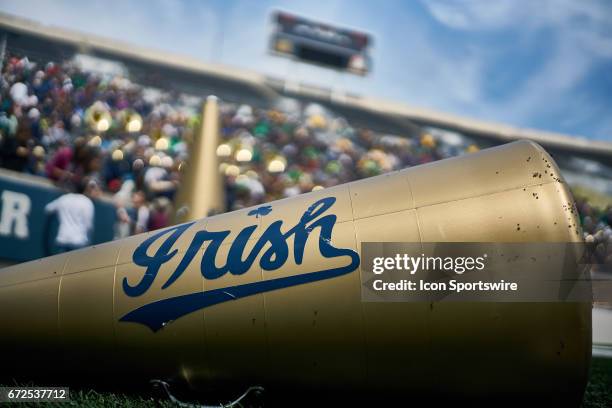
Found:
[150,379,264,408]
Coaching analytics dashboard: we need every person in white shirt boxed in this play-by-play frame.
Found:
[45,180,100,252]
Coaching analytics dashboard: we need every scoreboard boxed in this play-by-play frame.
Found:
[269,11,373,75]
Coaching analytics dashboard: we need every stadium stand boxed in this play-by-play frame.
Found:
[0,14,610,268]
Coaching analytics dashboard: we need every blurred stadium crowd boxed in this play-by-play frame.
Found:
[0,54,194,237]
[0,53,610,266]
[217,99,473,207]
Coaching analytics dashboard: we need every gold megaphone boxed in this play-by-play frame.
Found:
[0,140,590,404]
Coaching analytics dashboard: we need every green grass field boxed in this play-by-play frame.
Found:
[583,357,612,408]
[3,358,611,407]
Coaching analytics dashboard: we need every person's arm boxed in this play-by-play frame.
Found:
[44,196,60,213]
[117,207,130,223]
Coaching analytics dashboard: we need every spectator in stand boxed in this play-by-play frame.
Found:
[45,142,75,183]
[148,196,171,231]
[113,178,135,239]
[578,198,612,271]
[44,179,101,252]
[144,161,177,200]
[131,190,150,235]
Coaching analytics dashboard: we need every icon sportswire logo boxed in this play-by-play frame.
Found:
[119,197,360,332]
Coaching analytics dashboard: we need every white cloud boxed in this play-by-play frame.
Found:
[421,0,612,139]
[422,0,612,32]
[422,0,519,30]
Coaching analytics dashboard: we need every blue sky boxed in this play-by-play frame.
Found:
[1,0,611,141]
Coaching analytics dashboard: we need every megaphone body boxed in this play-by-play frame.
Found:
[0,141,590,404]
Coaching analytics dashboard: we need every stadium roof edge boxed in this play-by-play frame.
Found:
[0,12,277,100]
[349,95,612,156]
[1,12,610,157]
